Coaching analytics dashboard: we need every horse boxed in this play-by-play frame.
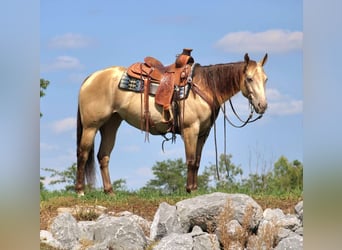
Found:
[75,53,268,195]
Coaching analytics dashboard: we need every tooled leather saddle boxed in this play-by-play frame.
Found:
[125,48,194,138]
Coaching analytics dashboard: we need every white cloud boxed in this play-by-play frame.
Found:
[48,33,95,49]
[266,88,303,116]
[41,56,84,72]
[51,117,76,133]
[215,29,302,53]
[229,88,302,116]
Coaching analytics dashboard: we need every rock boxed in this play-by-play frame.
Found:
[295,200,303,222]
[274,234,303,250]
[78,221,96,241]
[116,211,152,237]
[278,214,301,231]
[152,226,220,250]
[40,194,303,250]
[152,233,193,250]
[90,214,147,250]
[50,212,81,250]
[263,208,285,222]
[176,192,263,232]
[40,230,62,249]
[191,226,220,250]
[150,202,182,240]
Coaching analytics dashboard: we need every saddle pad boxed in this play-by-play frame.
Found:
[118,72,191,100]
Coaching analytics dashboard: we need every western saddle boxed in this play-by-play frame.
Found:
[126,48,194,138]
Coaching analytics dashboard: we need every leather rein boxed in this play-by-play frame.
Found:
[222,99,263,128]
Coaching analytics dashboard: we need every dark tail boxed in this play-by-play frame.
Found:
[77,105,96,188]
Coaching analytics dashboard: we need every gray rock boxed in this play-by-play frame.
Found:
[40,230,63,249]
[116,211,151,237]
[152,233,193,250]
[40,194,303,250]
[77,221,96,241]
[91,214,147,250]
[176,192,263,233]
[295,200,303,223]
[263,208,301,231]
[274,234,303,250]
[50,212,81,250]
[278,214,301,231]
[190,226,220,250]
[263,208,285,222]
[150,202,182,240]
[152,226,220,250]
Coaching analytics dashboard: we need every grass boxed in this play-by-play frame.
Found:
[40,189,301,231]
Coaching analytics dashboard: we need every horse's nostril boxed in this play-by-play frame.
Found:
[258,102,267,110]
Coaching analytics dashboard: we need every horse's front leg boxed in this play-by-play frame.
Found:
[183,127,199,193]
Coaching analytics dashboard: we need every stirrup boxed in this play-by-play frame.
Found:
[161,108,173,124]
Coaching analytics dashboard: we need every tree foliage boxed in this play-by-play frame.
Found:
[144,158,187,193]
[42,163,77,192]
[272,156,303,192]
[202,154,243,191]
[40,153,303,196]
[40,78,50,117]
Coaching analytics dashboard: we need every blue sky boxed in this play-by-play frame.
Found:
[40,0,303,190]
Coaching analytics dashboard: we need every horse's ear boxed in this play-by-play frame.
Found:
[260,53,268,66]
[244,53,250,65]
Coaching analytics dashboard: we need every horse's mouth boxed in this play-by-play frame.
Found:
[253,102,267,114]
[249,96,267,114]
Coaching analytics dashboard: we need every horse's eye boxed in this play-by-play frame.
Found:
[246,77,253,83]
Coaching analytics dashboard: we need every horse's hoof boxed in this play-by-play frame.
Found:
[104,189,115,196]
[77,191,85,197]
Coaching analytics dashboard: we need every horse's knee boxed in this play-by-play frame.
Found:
[98,155,110,169]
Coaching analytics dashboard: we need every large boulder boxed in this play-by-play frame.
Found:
[150,202,182,240]
[176,192,263,233]
[50,212,81,250]
[89,214,148,250]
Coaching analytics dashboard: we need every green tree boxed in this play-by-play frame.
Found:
[203,154,243,191]
[40,78,50,117]
[272,156,303,192]
[142,158,210,193]
[42,163,77,191]
[40,176,46,191]
[144,158,187,193]
[112,178,127,191]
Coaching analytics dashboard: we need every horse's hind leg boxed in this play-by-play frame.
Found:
[97,113,122,194]
[76,127,97,196]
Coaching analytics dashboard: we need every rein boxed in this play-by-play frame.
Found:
[222,99,263,128]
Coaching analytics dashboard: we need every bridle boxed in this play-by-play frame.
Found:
[212,76,265,180]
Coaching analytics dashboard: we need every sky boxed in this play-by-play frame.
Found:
[40,0,303,191]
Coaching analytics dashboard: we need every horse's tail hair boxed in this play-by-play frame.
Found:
[77,105,96,188]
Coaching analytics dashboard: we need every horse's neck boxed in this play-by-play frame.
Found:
[195,62,244,105]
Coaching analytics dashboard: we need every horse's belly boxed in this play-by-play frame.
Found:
[116,94,170,135]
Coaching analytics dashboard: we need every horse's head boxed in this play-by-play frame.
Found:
[240,53,268,114]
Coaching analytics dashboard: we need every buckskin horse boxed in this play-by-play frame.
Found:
[75,50,268,195]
